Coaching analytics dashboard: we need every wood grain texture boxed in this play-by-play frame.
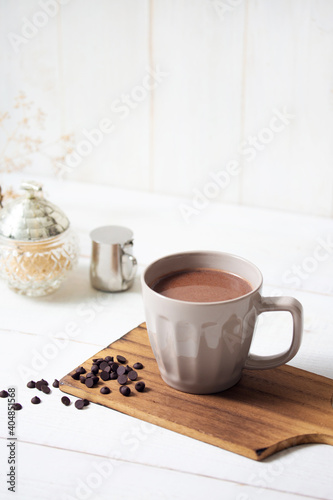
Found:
[60,322,333,461]
[57,0,151,190]
[240,0,333,217]
[151,0,246,203]
[3,1,333,217]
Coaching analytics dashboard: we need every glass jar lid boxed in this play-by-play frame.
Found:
[0,181,70,241]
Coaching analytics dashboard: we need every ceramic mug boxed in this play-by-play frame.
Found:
[141,251,303,394]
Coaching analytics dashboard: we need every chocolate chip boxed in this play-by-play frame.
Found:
[86,372,94,378]
[41,385,51,394]
[95,358,104,365]
[100,386,111,394]
[99,361,109,371]
[110,362,119,372]
[52,379,59,388]
[128,370,138,381]
[91,365,99,374]
[117,366,126,376]
[85,378,94,388]
[117,374,128,385]
[80,376,86,384]
[135,381,145,392]
[40,379,49,386]
[71,372,80,380]
[83,399,90,406]
[27,381,36,389]
[110,372,118,380]
[61,396,71,406]
[125,365,132,373]
[12,403,22,410]
[31,396,41,404]
[133,362,143,370]
[104,365,111,373]
[100,371,110,381]
[0,390,8,398]
[92,358,98,362]
[36,381,44,391]
[104,356,113,362]
[76,367,86,374]
[117,355,126,364]
[75,399,85,409]
[85,376,99,388]
[119,386,130,397]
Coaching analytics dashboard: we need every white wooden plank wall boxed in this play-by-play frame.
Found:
[1,0,333,217]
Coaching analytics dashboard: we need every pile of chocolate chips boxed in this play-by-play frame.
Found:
[0,379,58,410]
[26,378,63,404]
[71,354,146,398]
[0,377,89,411]
[0,390,23,411]
[0,353,146,410]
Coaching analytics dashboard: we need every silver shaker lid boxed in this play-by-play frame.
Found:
[0,181,70,241]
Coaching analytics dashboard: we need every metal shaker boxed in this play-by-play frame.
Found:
[0,180,79,296]
[89,225,137,292]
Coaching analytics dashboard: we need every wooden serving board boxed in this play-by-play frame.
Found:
[59,323,333,461]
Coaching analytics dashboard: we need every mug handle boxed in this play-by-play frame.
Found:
[121,253,137,282]
[244,296,303,370]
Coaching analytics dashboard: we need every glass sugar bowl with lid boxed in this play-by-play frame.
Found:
[0,181,79,297]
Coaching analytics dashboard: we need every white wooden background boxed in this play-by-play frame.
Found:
[1,0,333,217]
[1,5,333,498]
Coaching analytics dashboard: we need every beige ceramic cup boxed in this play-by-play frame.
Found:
[141,251,303,394]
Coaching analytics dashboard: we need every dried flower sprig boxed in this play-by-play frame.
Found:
[0,91,74,176]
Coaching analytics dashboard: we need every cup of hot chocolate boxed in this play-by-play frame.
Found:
[141,251,303,394]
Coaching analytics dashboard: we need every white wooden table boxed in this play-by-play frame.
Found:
[1,175,333,500]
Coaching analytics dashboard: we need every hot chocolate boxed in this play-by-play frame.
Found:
[150,268,253,302]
